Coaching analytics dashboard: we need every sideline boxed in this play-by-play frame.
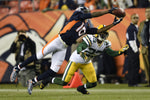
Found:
[0,89,150,92]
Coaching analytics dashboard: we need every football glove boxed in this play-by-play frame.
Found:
[113,17,123,25]
[119,44,129,54]
[108,7,118,14]
[80,52,88,60]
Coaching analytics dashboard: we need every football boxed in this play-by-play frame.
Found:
[112,8,126,18]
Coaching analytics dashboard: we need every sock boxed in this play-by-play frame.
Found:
[17,65,21,69]
[79,85,86,89]
[85,82,97,88]
[34,77,38,82]
[53,77,64,85]
[53,77,68,86]
[31,77,37,85]
[37,69,56,81]
[51,77,55,83]
[84,84,87,89]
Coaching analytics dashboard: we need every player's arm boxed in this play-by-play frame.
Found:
[105,44,129,57]
[86,17,123,35]
[91,7,117,18]
[77,35,92,52]
[97,17,123,34]
[77,40,89,60]
[105,48,120,57]
[77,41,88,54]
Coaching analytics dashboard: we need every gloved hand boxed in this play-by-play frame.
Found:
[113,17,123,25]
[119,44,129,54]
[108,7,118,14]
[80,52,88,60]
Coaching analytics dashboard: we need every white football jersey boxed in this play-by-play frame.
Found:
[70,35,111,63]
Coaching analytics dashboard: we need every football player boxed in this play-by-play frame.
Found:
[40,25,129,94]
[10,6,123,95]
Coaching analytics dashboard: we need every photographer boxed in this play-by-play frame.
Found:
[10,30,36,87]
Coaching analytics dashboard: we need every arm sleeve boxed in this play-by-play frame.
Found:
[87,19,94,28]
[77,41,88,54]
[127,26,138,52]
[86,27,98,34]
[78,13,92,20]
[82,35,93,47]
[73,11,92,21]
[129,40,138,53]
[105,48,120,57]
[127,27,134,40]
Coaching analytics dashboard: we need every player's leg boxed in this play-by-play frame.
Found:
[10,36,60,82]
[39,49,67,89]
[41,61,79,87]
[52,61,79,86]
[77,62,97,94]
[28,48,66,94]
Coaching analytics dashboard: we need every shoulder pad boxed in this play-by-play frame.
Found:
[103,40,111,47]
[83,35,93,47]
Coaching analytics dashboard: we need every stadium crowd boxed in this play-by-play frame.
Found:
[0,0,150,14]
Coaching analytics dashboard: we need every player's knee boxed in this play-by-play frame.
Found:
[36,50,44,60]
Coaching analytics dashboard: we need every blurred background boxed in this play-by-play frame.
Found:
[0,0,150,86]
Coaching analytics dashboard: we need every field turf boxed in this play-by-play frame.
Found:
[0,83,150,100]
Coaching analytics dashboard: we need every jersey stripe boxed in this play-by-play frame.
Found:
[42,34,59,56]
[60,20,79,34]
[84,35,92,46]
[62,61,72,81]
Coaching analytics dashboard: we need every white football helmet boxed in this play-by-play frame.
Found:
[75,6,90,13]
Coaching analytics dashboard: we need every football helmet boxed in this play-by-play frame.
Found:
[94,25,109,41]
[75,6,90,13]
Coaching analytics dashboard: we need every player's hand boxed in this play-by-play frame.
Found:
[119,44,129,54]
[80,52,88,60]
[113,17,123,25]
[108,7,118,14]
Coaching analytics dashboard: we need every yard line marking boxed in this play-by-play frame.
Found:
[0,89,150,92]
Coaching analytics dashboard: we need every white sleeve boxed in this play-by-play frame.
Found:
[129,40,138,53]
[83,35,93,47]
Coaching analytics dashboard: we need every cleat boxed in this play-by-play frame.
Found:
[10,66,20,82]
[77,86,90,94]
[27,79,35,95]
[40,77,52,89]
[40,82,46,89]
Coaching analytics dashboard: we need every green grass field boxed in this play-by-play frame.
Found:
[0,83,150,100]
